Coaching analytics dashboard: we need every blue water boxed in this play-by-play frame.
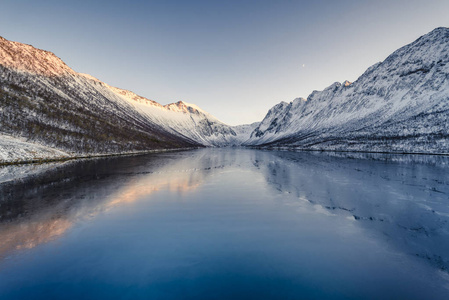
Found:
[0,149,448,299]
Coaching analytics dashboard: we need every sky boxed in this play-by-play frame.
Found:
[1,0,448,125]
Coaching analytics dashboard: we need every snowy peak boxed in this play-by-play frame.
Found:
[164,101,206,116]
[411,26,449,47]
[0,36,74,77]
[372,27,449,77]
[348,27,448,89]
[290,97,307,110]
[343,80,352,87]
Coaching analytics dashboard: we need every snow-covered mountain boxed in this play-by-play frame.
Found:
[0,35,200,158]
[246,27,449,154]
[104,83,253,147]
[0,36,255,162]
[1,27,449,163]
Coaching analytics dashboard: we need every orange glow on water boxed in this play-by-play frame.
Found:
[0,160,210,258]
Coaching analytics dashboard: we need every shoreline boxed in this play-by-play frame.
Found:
[249,146,449,157]
[2,146,449,167]
[0,147,201,167]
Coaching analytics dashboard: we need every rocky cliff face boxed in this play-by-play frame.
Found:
[246,27,449,154]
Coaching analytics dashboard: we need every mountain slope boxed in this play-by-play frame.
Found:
[0,36,203,159]
[106,84,250,146]
[246,27,449,153]
[0,36,253,163]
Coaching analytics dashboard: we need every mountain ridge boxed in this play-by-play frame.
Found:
[0,35,243,127]
[1,27,449,163]
[245,27,449,153]
[0,36,204,161]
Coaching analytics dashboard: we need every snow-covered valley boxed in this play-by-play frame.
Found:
[1,27,449,164]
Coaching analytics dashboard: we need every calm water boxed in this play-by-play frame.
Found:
[0,149,449,299]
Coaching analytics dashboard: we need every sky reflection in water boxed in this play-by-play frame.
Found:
[0,149,449,299]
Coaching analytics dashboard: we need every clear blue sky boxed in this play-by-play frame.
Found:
[1,0,448,125]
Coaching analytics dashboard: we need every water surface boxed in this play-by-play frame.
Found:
[1,149,449,299]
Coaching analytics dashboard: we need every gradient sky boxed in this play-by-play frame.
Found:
[1,0,448,125]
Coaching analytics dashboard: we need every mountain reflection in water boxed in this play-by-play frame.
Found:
[0,151,223,257]
[0,149,449,299]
